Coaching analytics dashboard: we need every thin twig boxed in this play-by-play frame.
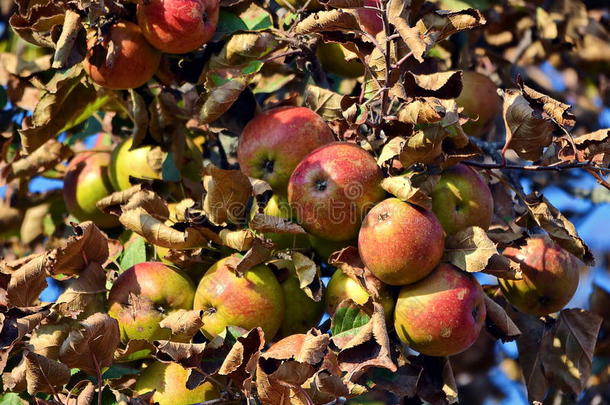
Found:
[462,160,610,173]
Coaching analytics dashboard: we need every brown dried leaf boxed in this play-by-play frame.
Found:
[59,313,120,376]
[336,302,397,381]
[51,9,84,69]
[304,85,354,122]
[219,229,255,251]
[396,98,446,125]
[381,171,438,210]
[329,247,383,301]
[402,71,463,99]
[45,221,109,278]
[501,89,555,161]
[159,310,204,341]
[96,184,147,215]
[523,192,594,265]
[569,129,610,161]
[198,77,247,124]
[250,214,306,235]
[292,252,323,302]
[234,238,274,275]
[52,262,106,319]
[541,309,602,396]
[24,351,70,395]
[0,139,73,185]
[519,81,575,129]
[203,164,253,226]
[443,226,499,273]
[0,306,50,373]
[295,9,361,34]
[399,126,448,166]
[1,254,47,307]
[2,358,26,392]
[483,295,521,342]
[219,327,265,389]
[114,339,156,362]
[27,322,71,360]
[413,355,458,405]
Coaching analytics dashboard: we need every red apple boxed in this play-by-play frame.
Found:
[134,361,219,405]
[430,163,494,235]
[193,255,285,340]
[358,198,445,286]
[325,268,395,321]
[456,71,501,137]
[238,106,335,193]
[83,21,161,90]
[498,236,580,316]
[63,151,120,229]
[137,0,220,54]
[394,263,486,356]
[288,142,385,242]
[108,262,196,346]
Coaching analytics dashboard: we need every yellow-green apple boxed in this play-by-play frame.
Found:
[394,263,486,356]
[134,361,219,405]
[498,236,580,316]
[276,260,325,338]
[137,0,220,54]
[193,255,285,340]
[109,137,203,191]
[358,198,445,286]
[455,71,501,136]
[430,163,493,235]
[83,21,161,90]
[63,151,119,229]
[251,194,310,250]
[316,43,364,78]
[288,142,385,242]
[325,268,395,321]
[108,262,196,345]
[238,106,334,193]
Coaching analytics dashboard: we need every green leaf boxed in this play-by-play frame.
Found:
[101,364,140,380]
[331,300,371,337]
[0,393,26,405]
[214,4,273,39]
[119,237,147,270]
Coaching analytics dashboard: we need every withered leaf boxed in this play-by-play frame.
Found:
[52,262,106,319]
[24,351,70,395]
[198,77,247,124]
[540,309,602,396]
[27,322,71,360]
[304,85,354,121]
[381,171,438,210]
[329,247,383,301]
[413,355,458,405]
[59,313,120,376]
[396,98,446,125]
[1,254,47,307]
[250,214,306,235]
[203,164,253,226]
[295,9,361,34]
[3,358,26,392]
[159,310,204,341]
[96,184,148,215]
[523,192,594,265]
[570,129,610,161]
[335,302,397,382]
[51,9,84,69]
[0,306,50,373]
[443,226,499,273]
[501,89,555,161]
[45,221,108,278]
[399,126,448,166]
[292,252,323,302]
[234,238,274,275]
[114,339,156,362]
[483,295,521,342]
[402,71,463,99]
[219,327,265,388]
[0,139,73,185]
[519,80,575,129]
[219,229,255,251]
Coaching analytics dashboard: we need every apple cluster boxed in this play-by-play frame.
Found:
[82,0,220,90]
